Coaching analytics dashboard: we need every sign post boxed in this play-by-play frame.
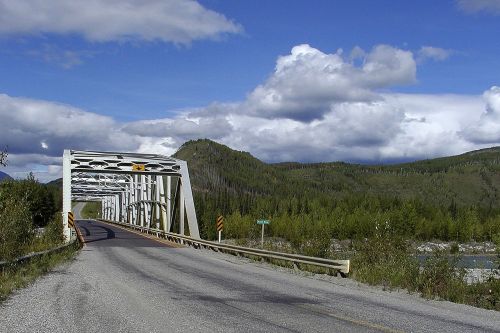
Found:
[256,219,270,248]
[216,215,224,243]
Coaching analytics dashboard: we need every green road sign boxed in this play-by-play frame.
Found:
[257,219,270,225]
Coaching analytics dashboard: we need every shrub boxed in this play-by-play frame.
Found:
[450,242,459,254]
[0,175,56,227]
[462,277,500,311]
[351,236,420,290]
[302,233,331,258]
[0,195,33,260]
[42,213,64,245]
[0,175,62,260]
[417,252,466,302]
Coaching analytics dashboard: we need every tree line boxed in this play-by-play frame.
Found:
[194,189,500,247]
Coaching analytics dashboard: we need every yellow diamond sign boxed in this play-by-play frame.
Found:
[132,164,145,171]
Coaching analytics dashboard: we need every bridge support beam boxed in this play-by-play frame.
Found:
[62,150,72,242]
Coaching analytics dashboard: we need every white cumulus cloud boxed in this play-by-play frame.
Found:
[245,44,416,121]
[123,115,233,143]
[460,86,500,143]
[0,0,241,44]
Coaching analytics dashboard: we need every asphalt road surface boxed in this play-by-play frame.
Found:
[1,219,499,333]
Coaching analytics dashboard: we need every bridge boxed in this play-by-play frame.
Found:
[61,149,200,241]
[1,150,499,332]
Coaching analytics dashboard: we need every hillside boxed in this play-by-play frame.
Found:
[174,139,284,195]
[0,171,12,182]
[46,178,62,187]
[175,139,500,210]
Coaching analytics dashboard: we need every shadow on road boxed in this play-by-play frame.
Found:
[78,225,91,236]
[82,225,116,244]
[76,220,178,248]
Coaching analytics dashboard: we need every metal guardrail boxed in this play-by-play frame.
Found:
[98,219,350,276]
[0,238,78,269]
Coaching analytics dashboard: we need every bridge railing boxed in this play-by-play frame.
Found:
[98,219,350,276]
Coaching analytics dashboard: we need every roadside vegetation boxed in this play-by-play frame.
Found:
[0,174,64,260]
[0,152,78,301]
[351,231,500,311]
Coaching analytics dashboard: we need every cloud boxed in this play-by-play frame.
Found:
[460,86,500,143]
[0,93,233,177]
[0,93,139,157]
[217,100,406,163]
[0,0,241,44]
[215,92,486,164]
[245,44,416,121]
[418,46,453,62]
[0,88,493,181]
[457,0,500,14]
[1,44,499,182]
[2,153,63,182]
[27,44,95,69]
[5,153,61,168]
[123,114,233,143]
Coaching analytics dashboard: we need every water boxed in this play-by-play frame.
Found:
[416,254,498,269]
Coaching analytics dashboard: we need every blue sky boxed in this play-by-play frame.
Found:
[0,0,500,181]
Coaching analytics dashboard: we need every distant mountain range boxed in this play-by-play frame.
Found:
[0,171,12,182]
[46,178,62,187]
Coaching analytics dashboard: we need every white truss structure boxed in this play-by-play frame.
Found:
[62,150,200,241]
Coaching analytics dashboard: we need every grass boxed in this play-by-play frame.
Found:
[0,241,80,302]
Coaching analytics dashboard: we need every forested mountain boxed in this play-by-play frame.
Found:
[174,139,500,242]
[175,139,500,210]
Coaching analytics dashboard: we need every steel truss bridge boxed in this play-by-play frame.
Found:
[62,150,200,241]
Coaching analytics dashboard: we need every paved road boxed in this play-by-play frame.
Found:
[73,201,85,220]
[1,219,499,332]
